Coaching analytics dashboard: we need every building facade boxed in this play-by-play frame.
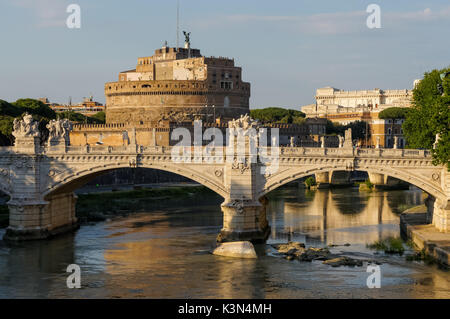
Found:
[69,118,330,148]
[41,96,105,116]
[301,86,414,148]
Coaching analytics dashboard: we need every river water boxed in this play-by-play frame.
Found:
[0,186,449,299]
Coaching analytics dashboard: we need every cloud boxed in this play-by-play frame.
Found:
[385,7,450,22]
[194,5,450,36]
[9,0,68,27]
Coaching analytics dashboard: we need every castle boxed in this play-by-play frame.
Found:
[70,37,329,148]
[105,37,250,124]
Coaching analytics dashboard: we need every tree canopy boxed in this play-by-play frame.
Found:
[402,67,449,167]
[13,98,57,119]
[378,107,409,119]
[0,98,104,146]
[326,120,368,141]
[58,111,104,124]
[250,107,305,124]
[90,111,106,123]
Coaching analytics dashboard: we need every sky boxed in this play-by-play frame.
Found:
[0,0,449,109]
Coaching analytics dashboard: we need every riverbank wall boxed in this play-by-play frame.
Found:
[400,205,449,267]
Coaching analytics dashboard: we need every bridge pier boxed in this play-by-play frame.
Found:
[368,172,385,190]
[4,192,78,241]
[427,197,450,233]
[329,171,351,186]
[217,196,270,244]
[315,172,330,189]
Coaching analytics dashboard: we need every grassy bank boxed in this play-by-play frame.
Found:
[0,186,219,228]
[367,237,406,255]
[76,185,218,222]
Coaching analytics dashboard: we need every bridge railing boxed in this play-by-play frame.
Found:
[278,147,431,159]
[36,144,433,160]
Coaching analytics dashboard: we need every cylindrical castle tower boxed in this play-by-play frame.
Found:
[105,44,250,124]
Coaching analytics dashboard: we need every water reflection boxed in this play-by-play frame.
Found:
[0,186,448,298]
[268,187,422,246]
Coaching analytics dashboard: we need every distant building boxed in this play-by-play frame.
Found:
[301,85,415,148]
[48,96,105,116]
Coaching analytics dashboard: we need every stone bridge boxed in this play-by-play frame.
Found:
[0,116,448,242]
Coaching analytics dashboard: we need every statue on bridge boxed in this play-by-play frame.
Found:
[433,133,440,149]
[12,113,40,138]
[228,114,260,131]
[343,128,353,148]
[46,118,72,147]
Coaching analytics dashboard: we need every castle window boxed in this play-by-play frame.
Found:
[220,81,233,90]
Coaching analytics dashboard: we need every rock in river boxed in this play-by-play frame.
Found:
[213,241,257,259]
[297,247,331,261]
[323,257,363,267]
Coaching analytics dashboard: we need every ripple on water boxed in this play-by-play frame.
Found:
[0,187,448,298]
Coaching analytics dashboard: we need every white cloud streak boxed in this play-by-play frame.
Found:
[9,0,68,27]
[198,6,450,35]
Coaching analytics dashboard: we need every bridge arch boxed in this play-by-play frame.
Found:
[43,163,228,199]
[259,165,446,201]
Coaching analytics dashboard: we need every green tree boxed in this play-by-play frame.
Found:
[304,176,316,188]
[378,107,409,120]
[0,100,21,117]
[347,121,369,142]
[403,67,450,167]
[0,115,15,145]
[12,98,57,119]
[58,111,104,124]
[326,120,368,141]
[250,107,305,124]
[90,111,106,123]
